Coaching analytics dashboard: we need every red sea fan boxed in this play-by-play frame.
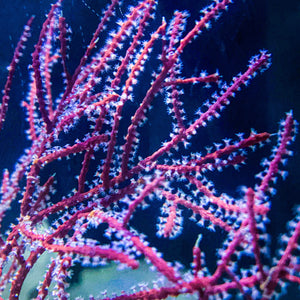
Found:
[0,0,299,299]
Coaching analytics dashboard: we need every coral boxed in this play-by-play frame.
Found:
[0,0,299,299]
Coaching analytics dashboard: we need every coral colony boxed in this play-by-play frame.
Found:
[0,0,299,299]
